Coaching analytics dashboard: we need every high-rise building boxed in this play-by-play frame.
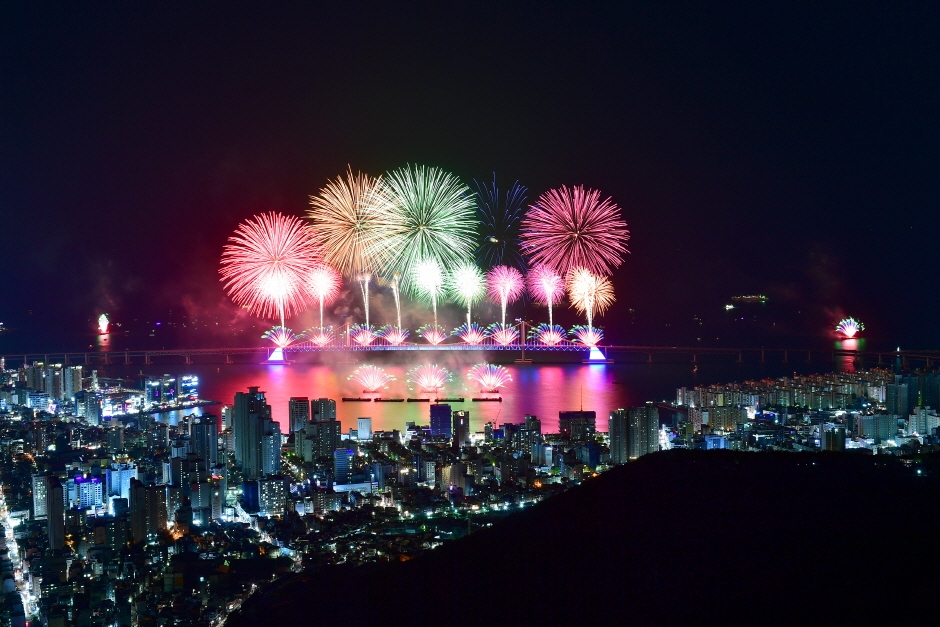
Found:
[190,413,219,466]
[453,410,470,451]
[261,420,282,476]
[885,383,909,417]
[334,449,355,485]
[62,366,83,400]
[233,387,273,480]
[32,474,49,519]
[858,414,899,444]
[107,462,138,502]
[258,475,289,515]
[312,398,337,421]
[609,409,628,464]
[559,411,596,441]
[431,404,452,437]
[47,476,65,550]
[289,397,310,433]
[129,479,167,543]
[627,402,659,459]
[304,416,341,462]
[357,417,372,441]
[822,425,846,451]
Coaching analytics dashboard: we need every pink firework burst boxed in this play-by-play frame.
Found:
[530,323,567,346]
[307,264,342,327]
[571,325,604,348]
[454,323,488,345]
[307,327,334,347]
[486,265,525,326]
[520,185,629,277]
[467,363,512,392]
[418,324,448,345]
[835,317,864,338]
[526,264,565,327]
[349,365,395,393]
[407,364,452,391]
[349,324,376,347]
[488,323,519,346]
[219,212,320,326]
[377,325,409,346]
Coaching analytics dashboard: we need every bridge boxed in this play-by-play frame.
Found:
[2,343,938,368]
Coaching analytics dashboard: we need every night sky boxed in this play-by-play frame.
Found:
[2,4,938,351]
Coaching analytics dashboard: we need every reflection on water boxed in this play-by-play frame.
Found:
[833,338,864,373]
[106,357,840,436]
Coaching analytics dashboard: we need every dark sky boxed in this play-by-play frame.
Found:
[2,3,938,350]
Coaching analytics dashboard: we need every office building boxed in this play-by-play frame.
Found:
[289,397,310,433]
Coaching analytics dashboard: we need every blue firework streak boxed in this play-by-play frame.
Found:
[473,175,528,270]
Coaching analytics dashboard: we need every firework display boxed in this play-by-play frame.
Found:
[377,325,409,346]
[467,362,512,392]
[348,324,377,347]
[220,212,320,326]
[307,327,334,347]
[530,323,567,346]
[407,364,452,391]
[454,323,488,345]
[307,264,342,328]
[356,272,373,327]
[526,264,565,327]
[473,175,527,269]
[369,165,477,293]
[571,325,604,348]
[447,261,486,326]
[417,324,448,346]
[486,265,525,326]
[412,258,445,328]
[98,313,109,334]
[488,323,520,346]
[835,317,865,338]
[566,267,615,329]
[349,365,395,393]
[520,185,629,277]
[262,326,306,349]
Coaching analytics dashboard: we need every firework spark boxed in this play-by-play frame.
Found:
[378,273,403,330]
[473,175,527,269]
[307,327,334,347]
[454,323,488,345]
[447,261,486,326]
[567,267,615,329]
[467,362,512,392]
[418,324,448,346]
[529,323,567,346]
[520,185,629,277]
[526,264,565,328]
[486,265,525,326]
[356,272,373,327]
[349,324,376,347]
[368,165,477,294]
[307,264,342,328]
[98,313,109,334]
[220,212,320,326]
[413,258,445,328]
[488,323,519,346]
[835,317,865,338]
[407,364,452,392]
[262,326,309,349]
[349,365,395,393]
[571,325,604,348]
[377,325,409,346]
[307,167,383,276]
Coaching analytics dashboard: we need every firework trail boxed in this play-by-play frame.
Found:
[835,317,864,338]
[467,362,512,392]
[447,262,485,326]
[377,325,409,346]
[357,272,373,327]
[566,267,615,330]
[520,185,629,277]
[349,365,395,393]
[571,325,604,348]
[307,327,334,347]
[262,326,307,349]
[407,364,452,392]
[378,273,403,330]
[488,323,519,346]
[472,175,527,270]
[486,265,525,326]
[529,323,567,346]
[526,264,565,327]
[412,258,445,328]
[220,212,320,327]
[418,324,448,346]
[368,165,477,294]
[349,324,377,347]
[307,264,342,328]
[454,323,487,345]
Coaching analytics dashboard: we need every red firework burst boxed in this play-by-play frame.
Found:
[520,185,629,277]
[220,212,320,324]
